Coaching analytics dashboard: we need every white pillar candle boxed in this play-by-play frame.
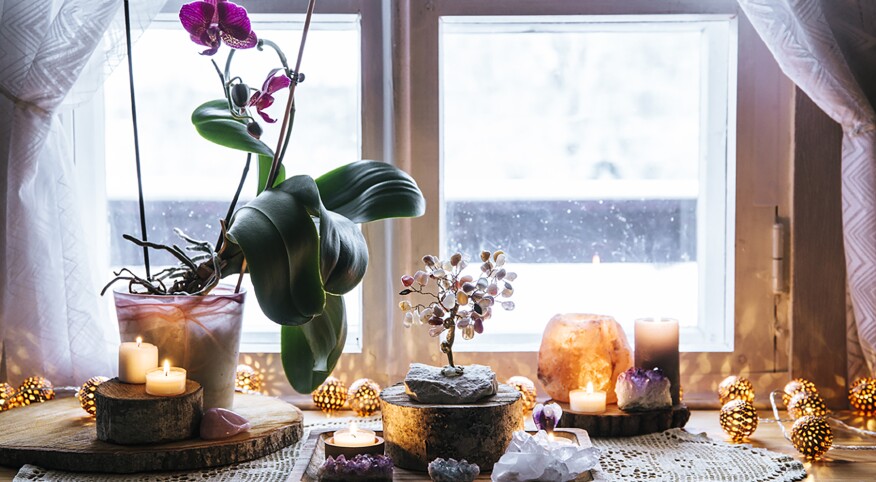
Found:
[145,360,187,396]
[118,337,159,384]
[634,317,680,404]
[332,422,377,447]
[569,382,606,413]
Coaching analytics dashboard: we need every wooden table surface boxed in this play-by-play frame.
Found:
[0,410,873,480]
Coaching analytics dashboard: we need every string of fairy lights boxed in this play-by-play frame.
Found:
[718,375,876,460]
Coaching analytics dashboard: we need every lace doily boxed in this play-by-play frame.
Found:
[14,422,803,481]
[590,429,806,482]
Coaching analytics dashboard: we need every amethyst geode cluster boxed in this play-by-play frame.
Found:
[615,367,672,411]
[318,454,394,481]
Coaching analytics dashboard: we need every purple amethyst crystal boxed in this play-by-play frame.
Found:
[533,402,562,433]
[318,454,394,481]
[199,408,251,440]
[615,367,671,411]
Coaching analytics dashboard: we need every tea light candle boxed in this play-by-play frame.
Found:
[145,360,187,396]
[118,336,158,384]
[569,382,606,413]
[635,317,680,404]
[332,422,377,447]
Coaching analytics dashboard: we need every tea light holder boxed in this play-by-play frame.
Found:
[323,423,385,459]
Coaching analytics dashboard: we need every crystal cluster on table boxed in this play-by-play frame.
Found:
[318,454,394,481]
[427,457,480,482]
[491,430,600,482]
[200,408,251,440]
[615,367,672,411]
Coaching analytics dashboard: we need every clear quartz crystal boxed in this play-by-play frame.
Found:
[491,431,600,482]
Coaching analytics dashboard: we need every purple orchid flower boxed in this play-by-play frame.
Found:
[179,0,257,56]
[248,68,292,123]
[533,402,562,433]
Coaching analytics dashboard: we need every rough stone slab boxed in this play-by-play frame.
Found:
[380,384,523,471]
[404,363,498,404]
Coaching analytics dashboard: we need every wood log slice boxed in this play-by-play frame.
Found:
[0,393,302,473]
[555,402,691,437]
[96,378,203,445]
[380,383,523,472]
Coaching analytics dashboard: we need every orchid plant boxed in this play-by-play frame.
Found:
[398,250,516,368]
[106,0,425,393]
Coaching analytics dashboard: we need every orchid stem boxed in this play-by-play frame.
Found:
[264,0,316,191]
[216,153,251,252]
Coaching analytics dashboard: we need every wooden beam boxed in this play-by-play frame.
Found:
[791,88,847,408]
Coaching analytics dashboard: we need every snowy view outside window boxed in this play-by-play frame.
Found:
[103,17,362,351]
[440,18,736,351]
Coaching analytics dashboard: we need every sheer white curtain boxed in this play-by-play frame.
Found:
[0,0,162,386]
[738,0,876,377]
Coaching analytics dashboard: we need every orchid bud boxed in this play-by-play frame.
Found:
[246,121,262,139]
[231,83,251,108]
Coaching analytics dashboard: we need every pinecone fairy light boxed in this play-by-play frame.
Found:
[783,378,818,406]
[718,375,755,405]
[849,377,876,415]
[790,416,833,460]
[506,376,537,411]
[313,376,347,413]
[18,376,55,405]
[787,391,827,420]
[78,376,109,416]
[348,378,381,416]
[235,364,264,393]
[719,399,758,442]
[0,383,20,411]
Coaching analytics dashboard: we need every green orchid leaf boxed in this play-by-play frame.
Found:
[191,100,274,158]
[225,175,368,324]
[281,293,347,393]
[257,154,286,195]
[225,183,325,325]
[315,160,426,223]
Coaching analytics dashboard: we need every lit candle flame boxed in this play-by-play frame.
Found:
[163,360,170,376]
[136,336,142,347]
[592,254,601,264]
[349,421,359,437]
[586,381,594,394]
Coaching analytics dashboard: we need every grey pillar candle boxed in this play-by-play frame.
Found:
[634,318,680,405]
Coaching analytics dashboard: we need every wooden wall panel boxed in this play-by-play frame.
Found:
[791,88,847,407]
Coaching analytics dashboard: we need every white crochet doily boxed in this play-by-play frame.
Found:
[590,429,806,482]
[15,423,804,481]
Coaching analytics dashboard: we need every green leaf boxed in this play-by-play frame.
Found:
[256,155,285,195]
[191,100,274,157]
[281,293,347,393]
[226,175,369,324]
[315,160,426,223]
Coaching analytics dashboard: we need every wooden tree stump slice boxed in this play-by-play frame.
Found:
[380,383,523,472]
[0,393,302,473]
[96,378,203,445]
[555,402,690,437]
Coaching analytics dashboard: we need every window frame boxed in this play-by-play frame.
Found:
[393,0,794,405]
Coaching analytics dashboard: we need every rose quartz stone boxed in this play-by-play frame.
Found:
[200,408,251,440]
[537,313,633,404]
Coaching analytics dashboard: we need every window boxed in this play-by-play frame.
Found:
[440,16,736,352]
[76,0,792,401]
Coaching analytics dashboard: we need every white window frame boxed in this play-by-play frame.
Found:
[393,0,794,404]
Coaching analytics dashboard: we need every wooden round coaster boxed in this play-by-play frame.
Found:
[96,378,203,445]
[0,393,302,473]
[554,402,690,437]
[380,384,523,471]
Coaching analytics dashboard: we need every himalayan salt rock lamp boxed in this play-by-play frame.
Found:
[537,313,633,404]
